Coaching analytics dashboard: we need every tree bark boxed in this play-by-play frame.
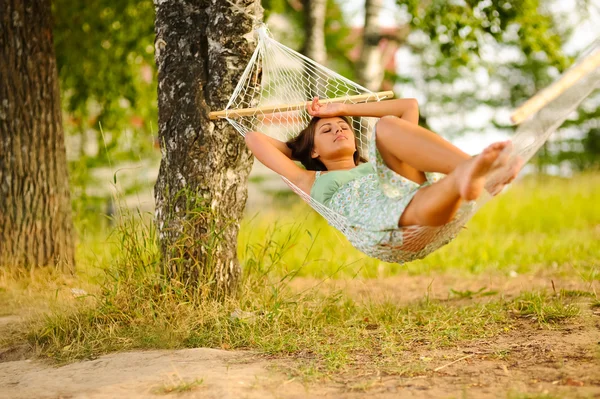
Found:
[153,0,262,297]
[357,0,384,91]
[301,0,327,65]
[0,0,75,270]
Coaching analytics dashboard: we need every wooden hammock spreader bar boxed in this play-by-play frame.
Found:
[511,48,600,125]
[209,91,395,120]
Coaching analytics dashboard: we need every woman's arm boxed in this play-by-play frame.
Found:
[245,131,313,193]
[341,98,419,124]
[251,133,293,159]
[307,97,420,125]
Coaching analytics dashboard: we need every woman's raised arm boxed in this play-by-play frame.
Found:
[245,131,313,193]
[248,132,293,159]
[307,97,420,125]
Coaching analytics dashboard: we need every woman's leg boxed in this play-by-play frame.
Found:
[398,142,513,227]
[375,115,471,178]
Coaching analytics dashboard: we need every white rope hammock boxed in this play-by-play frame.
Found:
[210,26,600,264]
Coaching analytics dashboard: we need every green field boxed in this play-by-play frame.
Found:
[240,174,600,278]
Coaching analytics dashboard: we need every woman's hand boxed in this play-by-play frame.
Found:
[306,97,346,118]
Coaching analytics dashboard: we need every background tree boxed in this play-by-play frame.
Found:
[262,0,354,75]
[302,0,327,65]
[356,0,384,90]
[52,0,157,207]
[153,0,262,296]
[0,0,75,270]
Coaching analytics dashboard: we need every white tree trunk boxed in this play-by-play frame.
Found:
[302,0,327,65]
[357,0,384,91]
[153,0,262,296]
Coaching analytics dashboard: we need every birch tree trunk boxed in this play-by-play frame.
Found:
[153,0,262,296]
[301,0,327,65]
[357,0,384,91]
[0,0,75,271]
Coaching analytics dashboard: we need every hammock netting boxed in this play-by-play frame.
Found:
[214,26,600,264]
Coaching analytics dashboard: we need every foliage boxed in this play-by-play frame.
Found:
[262,0,356,78]
[396,0,567,124]
[404,0,566,70]
[52,0,159,197]
[542,96,600,171]
[53,0,156,135]
[394,0,598,169]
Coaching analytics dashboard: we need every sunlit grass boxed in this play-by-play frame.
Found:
[238,173,600,279]
[0,173,597,380]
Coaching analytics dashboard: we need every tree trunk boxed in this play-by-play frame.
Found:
[357,0,384,91]
[301,0,327,65]
[153,0,262,297]
[0,0,75,271]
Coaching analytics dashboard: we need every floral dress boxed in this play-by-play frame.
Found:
[310,128,451,263]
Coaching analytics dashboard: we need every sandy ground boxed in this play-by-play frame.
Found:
[288,271,600,305]
[0,348,312,399]
[1,273,599,399]
[1,328,599,399]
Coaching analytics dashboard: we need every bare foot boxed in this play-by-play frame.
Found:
[457,141,510,201]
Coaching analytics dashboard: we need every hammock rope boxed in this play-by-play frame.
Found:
[210,26,600,263]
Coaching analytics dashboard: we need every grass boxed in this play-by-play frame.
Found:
[239,173,600,279]
[0,173,598,383]
[153,377,204,395]
[510,291,581,323]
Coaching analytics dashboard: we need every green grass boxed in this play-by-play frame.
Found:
[239,174,600,279]
[510,291,581,323]
[0,173,598,381]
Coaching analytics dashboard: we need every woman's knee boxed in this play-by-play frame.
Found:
[375,115,398,132]
[375,117,394,144]
[375,115,409,142]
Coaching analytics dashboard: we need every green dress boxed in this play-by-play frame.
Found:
[310,128,448,262]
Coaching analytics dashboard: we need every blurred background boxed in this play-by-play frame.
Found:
[52,0,600,227]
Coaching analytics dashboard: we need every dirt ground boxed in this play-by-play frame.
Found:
[1,273,599,399]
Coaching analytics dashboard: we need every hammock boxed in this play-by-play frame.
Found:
[210,25,600,264]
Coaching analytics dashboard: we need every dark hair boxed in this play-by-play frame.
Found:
[286,116,367,171]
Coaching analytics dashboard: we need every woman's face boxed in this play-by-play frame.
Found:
[311,117,356,161]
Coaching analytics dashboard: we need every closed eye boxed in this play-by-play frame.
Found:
[320,122,349,133]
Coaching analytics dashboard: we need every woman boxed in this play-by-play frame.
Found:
[245,97,519,258]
